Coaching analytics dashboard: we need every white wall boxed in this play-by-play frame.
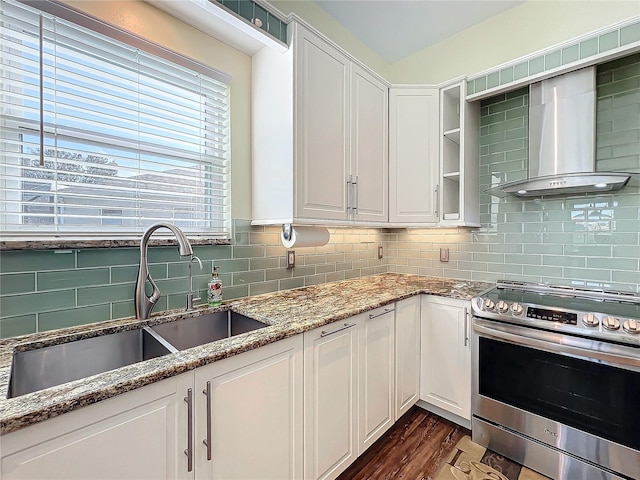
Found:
[273,0,640,84]
[62,0,254,219]
[390,0,640,84]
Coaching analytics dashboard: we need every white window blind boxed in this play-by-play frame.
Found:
[0,0,231,237]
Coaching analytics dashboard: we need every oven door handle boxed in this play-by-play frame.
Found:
[473,318,640,370]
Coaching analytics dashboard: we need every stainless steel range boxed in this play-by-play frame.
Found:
[471,281,640,480]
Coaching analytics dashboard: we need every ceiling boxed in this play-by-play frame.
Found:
[314,0,526,63]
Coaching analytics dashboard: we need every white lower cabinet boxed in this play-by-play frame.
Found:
[303,304,399,480]
[195,334,303,480]
[1,294,465,480]
[420,295,472,421]
[358,306,395,453]
[394,296,421,418]
[0,372,193,480]
[303,317,359,480]
[0,335,303,480]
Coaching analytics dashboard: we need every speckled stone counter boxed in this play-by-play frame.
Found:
[0,274,492,435]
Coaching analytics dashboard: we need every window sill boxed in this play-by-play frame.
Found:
[0,237,232,251]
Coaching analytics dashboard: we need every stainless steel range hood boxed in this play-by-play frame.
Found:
[490,66,631,197]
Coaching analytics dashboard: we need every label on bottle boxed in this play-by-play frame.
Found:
[208,279,223,306]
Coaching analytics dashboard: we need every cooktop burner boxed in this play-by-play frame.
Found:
[471,281,640,347]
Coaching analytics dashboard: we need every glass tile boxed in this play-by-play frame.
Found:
[513,62,528,80]
[580,38,598,59]
[0,273,35,295]
[599,31,619,53]
[267,13,281,40]
[475,76,487,92]
[467,79,475,95]
[545,50,562,69]
[39,305,111,332]
[500,67,514,84]
[562,44,580,64]
[487,72,500,89]
[253,3,268,31]
[620,23,640,46]
[1,315,37,338]
[529,56,545,75]
[239,0,254,22]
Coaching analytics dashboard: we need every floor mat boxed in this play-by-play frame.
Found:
[433,435,550,480]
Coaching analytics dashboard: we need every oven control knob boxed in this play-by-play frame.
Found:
[623,319,640,335]
[602,316,621,331]
[482,298,495,311]
[509,302,524,315]
[582,313,599,327]
[495,300,509,313]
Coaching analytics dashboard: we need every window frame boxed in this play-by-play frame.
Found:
[1,0,233,242]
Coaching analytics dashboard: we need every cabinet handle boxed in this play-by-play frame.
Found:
[320,322,356,337]
[202,381,212,461]
[353,175,359,214]
[464,307,469,347]
[369,308,394,319]
[435,184,440,218]
[346,175,353,212]
[184,388,193,472]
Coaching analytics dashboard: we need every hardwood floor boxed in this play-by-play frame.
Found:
[337,406,470,480]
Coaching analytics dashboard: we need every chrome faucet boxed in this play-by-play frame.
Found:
[135,222,193,320]
[187,255,203,311]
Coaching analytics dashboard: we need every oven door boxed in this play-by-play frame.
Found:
[472,317,640,480]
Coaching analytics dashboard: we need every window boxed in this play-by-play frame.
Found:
[0,0,231,237]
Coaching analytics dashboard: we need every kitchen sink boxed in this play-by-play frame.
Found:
[7,327,174,399]
[7,311,268,399]
[150,311,267,351]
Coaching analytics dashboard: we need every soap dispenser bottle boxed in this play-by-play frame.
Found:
[207,265,223,306]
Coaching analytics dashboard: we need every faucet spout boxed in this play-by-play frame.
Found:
[135,222,194,320]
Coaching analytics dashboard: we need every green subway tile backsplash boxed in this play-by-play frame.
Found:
[0,221,391,338]
[38,268,110,291]
[0,273,35,295]
[0,250,76,273]
[459,52,640,292]
[39,305,111,332]
[1,314,37,338]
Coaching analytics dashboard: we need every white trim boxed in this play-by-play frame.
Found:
[466,16,640,101]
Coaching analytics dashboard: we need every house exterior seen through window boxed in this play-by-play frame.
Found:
[0,0,231,238]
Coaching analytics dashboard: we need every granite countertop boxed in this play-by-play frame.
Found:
[0,273,492,435]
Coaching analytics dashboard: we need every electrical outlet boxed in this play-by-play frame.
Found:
[378,245,383,259]
[286,250,295,269]
[440,247,449,262]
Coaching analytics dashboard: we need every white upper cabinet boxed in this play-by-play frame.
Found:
[389,87,440,224]
[350,65,388,223]
[294,25,350,222]
[252,21,389,226]
[439,81,480,227]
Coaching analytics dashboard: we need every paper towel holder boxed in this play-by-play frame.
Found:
[282,223,293,241]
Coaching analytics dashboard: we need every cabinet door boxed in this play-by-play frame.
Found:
[0,373,193,480]
[295,24,349,221]
[395,296,421,418]
[350,65,388,223]
[389,88,439,223]
[420,296,471,421]
[194,335,303,480]
[304,320,359,480]
[358,307,394,453]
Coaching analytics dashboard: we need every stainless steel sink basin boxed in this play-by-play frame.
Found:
[150,311,267,351]
[7,327,174,398]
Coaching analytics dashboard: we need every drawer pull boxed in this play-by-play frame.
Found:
[320,323,356,337]
[369,308,394,320]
